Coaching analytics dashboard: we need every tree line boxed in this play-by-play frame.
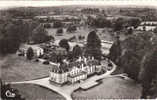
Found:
[86,16,141,31]
[50,31,102,63]
[109,31,157,98]
[0,18,53,56]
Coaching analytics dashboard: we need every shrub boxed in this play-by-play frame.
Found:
[53,21,63,28]
[67,25,77,33]
[57,28,63,33]
[44,23,51,28]
[35,59,39,62]
[43,60,49,65]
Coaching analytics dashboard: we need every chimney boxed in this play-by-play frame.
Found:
[57,63,60,68]
[81,63,84,68]
[79,56,81,62]
[84,57,87,64]
[92,56,94,60]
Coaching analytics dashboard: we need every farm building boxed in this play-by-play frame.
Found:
[18,44,44,57]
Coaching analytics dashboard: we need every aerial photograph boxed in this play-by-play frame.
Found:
[0,1,157,100]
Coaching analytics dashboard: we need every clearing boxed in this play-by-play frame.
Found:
[11,83,65,100]
[1,54,51,82]
[72,77,142,99]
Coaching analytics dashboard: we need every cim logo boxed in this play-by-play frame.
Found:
[5,90,16,98]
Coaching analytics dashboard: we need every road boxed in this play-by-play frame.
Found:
[9,60,128,100]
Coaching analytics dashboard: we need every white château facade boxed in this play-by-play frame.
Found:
[49,56,101,85]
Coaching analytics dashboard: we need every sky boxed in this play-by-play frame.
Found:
[0,0,157,10]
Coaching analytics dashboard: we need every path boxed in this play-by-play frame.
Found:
[9,60,127,100]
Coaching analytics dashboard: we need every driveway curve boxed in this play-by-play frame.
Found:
[9,60,118,100]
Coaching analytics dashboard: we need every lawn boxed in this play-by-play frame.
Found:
[46,27,114,41]
[72,77,142,99]
[1,54,51,82]
[11,83,65,100]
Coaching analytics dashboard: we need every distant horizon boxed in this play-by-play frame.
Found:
[0,0,157,10]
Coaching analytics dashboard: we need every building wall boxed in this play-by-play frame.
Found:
[85,65,96,75]
[68,74,87,84]
[19,47,44,57]
[34,48,44,57]
[137,26,156,31]
[141,21,157,25]
[49,72,68,84]
[69,67,81,76]
[49,58,102,84]
[96,65,102,72]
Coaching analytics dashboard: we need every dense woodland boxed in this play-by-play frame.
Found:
[109,31,157,98]
[120,8,157,21]
[0,18,52,55]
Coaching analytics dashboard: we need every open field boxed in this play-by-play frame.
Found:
[1,54,51,82]
[11,83,65,100]
[46,27,114,41]
[72,77,142,99]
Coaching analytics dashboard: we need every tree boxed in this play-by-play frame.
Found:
[109,29,157,98]
[68,36,76,42]
[56,28,63,36]
[129,18,141,29]
[53,21,62,28]
[113,18,125,31]
[91,17,111,28]
[44,23,51,28]
[31,24,50,44]
[47,35,55,42]
[26,47,34,60]
[109,36,121,65]
[49,52,57,62]
[67,25,77,33]
[59,39,70,52]
[85,31,102,60]
[153,27,157,35]
[67,51,73,61]
[126,28,133,35]
[0,21,22,55]
[0,18,42,55]
[72,45,82,59]
[139,48,157,98]
[78,35,85,40]
[0,11,46,55]
[109,31,154,79]
[56,54,64,63]
[120,50,140,81]
[143,26,146,31]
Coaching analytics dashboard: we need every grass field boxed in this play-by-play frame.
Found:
[46,27,114,41]
[1,54,51,82]
[72,77,142,99]
[11,83,65,100]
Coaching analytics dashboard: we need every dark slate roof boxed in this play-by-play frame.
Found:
[50,58,99,73]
